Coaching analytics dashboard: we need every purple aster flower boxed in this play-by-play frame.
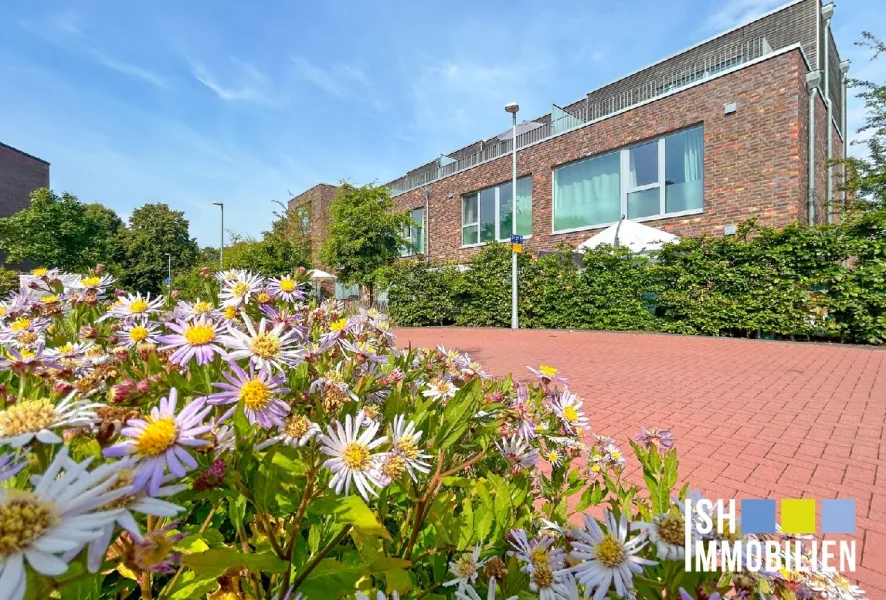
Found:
[635,427,676,451]
[157,316,227,366]
[103,388,212,493]
[526,365,568,386]
[0,452,27,483]
[132,522,186,574]
[207,361,290,429]
[267,274,305,302]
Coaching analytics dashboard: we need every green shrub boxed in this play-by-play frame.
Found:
[380,260,459,326]
[0,266,18,296]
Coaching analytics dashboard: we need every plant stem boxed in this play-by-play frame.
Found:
[279,466,316,594]
[290,525,352,592]
[159,500,221,600]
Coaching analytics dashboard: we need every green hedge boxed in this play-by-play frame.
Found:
[382,210,886,345]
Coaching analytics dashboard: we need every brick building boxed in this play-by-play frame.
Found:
[292,0,848,268]
[0,141,51,266]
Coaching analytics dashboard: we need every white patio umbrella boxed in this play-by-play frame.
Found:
[577,218,678,254]
[307,269,336,280]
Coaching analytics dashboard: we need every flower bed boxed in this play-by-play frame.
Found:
[0,267,864,599]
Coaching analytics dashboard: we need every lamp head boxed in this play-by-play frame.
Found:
[840,60,851,74]
[213,202,223,207]
[821,3,834,20]
[806,70,822,89]
[504,102,519,114]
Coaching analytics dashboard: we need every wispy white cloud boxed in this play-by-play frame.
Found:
[291,56,370,98]
[700,0,785,33]
[96,54,169,89]
[191,58,276,104]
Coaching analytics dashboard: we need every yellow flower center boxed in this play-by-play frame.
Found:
[562,406,579,422]
[10,317,31,332]
[85,346,104,359]
[30,268,48,276]
[284,415,310,439]
[231,281,250,298]
[539,365,558,377]
[16,331,38,346]
[532,563,555,588]
[250,333,280,360]
[257,292,272,304]
[454,554,478,578]
[18,348,36,360]
[40,295,59,304]
[240,380,272,409]
[341,442,371,471]
[129,326,150,343]
[531,546,550,569]
[224,306,237,320]
[129,299,149,313]
[133,530,177,570]
[135,417,178,457]
[595,535,626,568]
[184,323,215,345]
[657,512,686,546]
[0,307,5,317]
[381,455,406,480]
[194,301,213,314]
[610,449,622,461]
[99,470,135,511]
[547,451,560,463]
[0,399,58,437]
[361,405,379,421]
[0,491,60,556]
[395,435,419,460]
[57,343,75,355]
[330,318,349,332]
[81,276,101,288]
[279,278,296,292]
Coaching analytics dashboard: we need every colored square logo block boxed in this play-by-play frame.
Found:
[782,499,816,534]
[741,499,776,534]
[821,499,856,534]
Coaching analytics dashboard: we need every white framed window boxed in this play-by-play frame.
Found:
[553,125,703,233]
[400,207,425,256]
[461,177,532,247]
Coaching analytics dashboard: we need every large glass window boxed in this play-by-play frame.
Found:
[553,125,703,232]
[553,152,620,231]
[461,177,532,246]
[400,207,425,256]
[665,127,704,213]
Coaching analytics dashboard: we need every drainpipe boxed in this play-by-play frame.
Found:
[806,70,822,225]
[840,59,851,210]
[822,3,835,223]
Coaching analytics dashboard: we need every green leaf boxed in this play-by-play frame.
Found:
[309,495,392,540]
[297,558,363,599]
[182,549,288,577]
[168,571,220,600]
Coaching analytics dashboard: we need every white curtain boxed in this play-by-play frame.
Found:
[554,153,620,230]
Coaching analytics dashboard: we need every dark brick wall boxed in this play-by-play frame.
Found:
[392,50,822,263]
[0,142,50,219]
[287,183,339,267]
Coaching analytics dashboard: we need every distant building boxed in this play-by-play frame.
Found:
[292,0,847,280]
[0,141,50,266]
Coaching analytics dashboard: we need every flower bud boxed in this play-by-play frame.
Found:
[95,263,106,274]
[79,325,98,340]
[136,379,151,394]
[136,342,156,361]
[483,557,507,581]
[171,290,181,299]
[107,379,136,404]
[52,381,73,395]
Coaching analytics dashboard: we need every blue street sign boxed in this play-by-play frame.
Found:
[510,234,524,244]
[165,277,173,284]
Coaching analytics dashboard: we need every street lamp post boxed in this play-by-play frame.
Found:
[213,202,224,269]
[505,102,520,329]
[164,252,171,290]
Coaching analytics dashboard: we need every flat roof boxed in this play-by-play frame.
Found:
[0,141,50,166]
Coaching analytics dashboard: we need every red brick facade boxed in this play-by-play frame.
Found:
[0,142,50,220]
[287,183,338,267]
[291,49,846,267]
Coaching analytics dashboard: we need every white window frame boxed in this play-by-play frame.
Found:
[400,207,425,257]
[551,125,704,235]
[461,194,481,247]
[461,177,532,248]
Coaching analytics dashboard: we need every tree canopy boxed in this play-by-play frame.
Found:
[319,183,412,300]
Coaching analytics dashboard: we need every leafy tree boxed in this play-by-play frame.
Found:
[0,188,121,270]
[839,32,886,210]
[117,203,199,293]
[319,183,412,302]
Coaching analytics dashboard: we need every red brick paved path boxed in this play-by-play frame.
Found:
[395,328,886,596]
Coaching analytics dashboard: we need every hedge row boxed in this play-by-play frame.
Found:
[379,210,886,345]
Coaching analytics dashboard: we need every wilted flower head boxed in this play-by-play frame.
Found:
[635,427,675,451]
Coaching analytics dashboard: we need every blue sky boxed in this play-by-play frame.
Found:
[1,0,883,246]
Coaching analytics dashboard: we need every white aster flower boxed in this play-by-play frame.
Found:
[422,378,458,402]
[256,415,321,451]
[99,292,164,322]
[564,512,656,600]
[0,447,125,600]
[495,435,538,472]
[444,547,488,590]
[218,271,264,307]
[550,389,589,435]
[117,319,162,349]
[0,392,101,447]
[318,411,388,501]
[455,577,518,600]
[389,415,432,481]
[633,509,695,561]
[173,298,220,322]
[219,312,305,372]
[67,273,116,297]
